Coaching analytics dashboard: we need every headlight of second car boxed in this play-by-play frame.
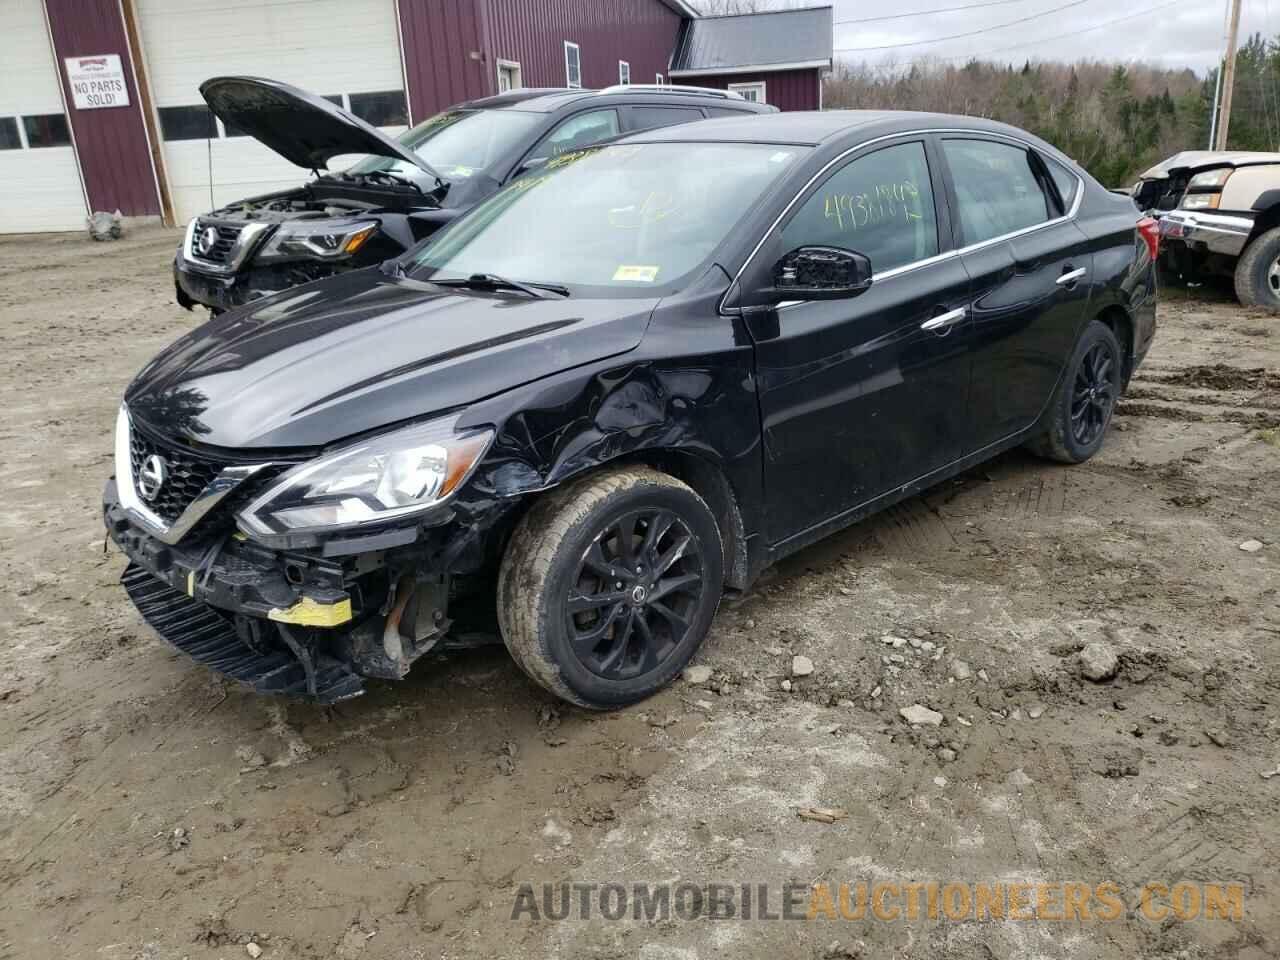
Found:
[255,219,378,263]
[238,416,493,541]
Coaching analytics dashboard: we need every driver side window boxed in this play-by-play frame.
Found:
[527,109,619,162]
[780,141,938,275]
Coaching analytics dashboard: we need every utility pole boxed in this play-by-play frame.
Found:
[1214,0,1244,150]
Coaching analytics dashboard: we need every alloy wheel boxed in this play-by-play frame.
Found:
[1070,341,1116,446]
[1268,255,1280,297]
[564,509,705,681]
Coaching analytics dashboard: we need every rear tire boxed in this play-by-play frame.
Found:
[1025,319,1122,464]
[497,466,723,709]
[1234,226,1280,311]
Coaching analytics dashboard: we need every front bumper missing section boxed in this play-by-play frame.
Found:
[105,478,479,702]
[122,564,365,702]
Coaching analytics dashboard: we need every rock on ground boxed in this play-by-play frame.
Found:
[1079,641,1119,682]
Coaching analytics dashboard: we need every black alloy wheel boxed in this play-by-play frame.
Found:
[565,509,705,681]
[498,466,724,709]
[1070,340,1116,447]
[1025,318,1123,464]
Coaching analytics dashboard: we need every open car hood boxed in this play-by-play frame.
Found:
[1138,150,1280,180]
[200,76,445,183]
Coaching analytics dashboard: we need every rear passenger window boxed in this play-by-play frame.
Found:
[1043,155,1079,214]
[706,107,748,118]
[528,109,619,160]
[629,106,703,131]
[942,139,1051,244]
[780,140,939,275]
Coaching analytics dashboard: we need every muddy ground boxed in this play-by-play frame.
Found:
[0,227,1277,960]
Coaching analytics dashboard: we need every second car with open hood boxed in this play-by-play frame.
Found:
[172,76,771,315]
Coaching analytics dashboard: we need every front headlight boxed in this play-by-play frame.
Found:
[1187,168,1233,189]
[237,416,493,540]
[254,219,378,263]
[1181,193,1220,210]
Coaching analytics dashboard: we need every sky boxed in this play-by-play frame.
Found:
[765,0,1275,75]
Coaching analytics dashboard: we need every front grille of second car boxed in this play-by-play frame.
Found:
[129,429,227,524]
[190,221,241,265]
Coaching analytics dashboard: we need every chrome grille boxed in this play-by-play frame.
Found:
[189,220,242,265]
[128,429,227,524]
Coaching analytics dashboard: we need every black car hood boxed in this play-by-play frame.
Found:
[126,270,656,449]
[200,76,443,180]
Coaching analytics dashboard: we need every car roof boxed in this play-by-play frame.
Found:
[621,109,1052,147]
[455,87,771,114]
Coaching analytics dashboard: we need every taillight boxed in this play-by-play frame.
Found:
[1137,216,1160,261]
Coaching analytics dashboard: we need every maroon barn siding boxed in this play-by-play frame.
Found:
[679,68,822,112]
[483,0,681,92]
[396,0,492,122]
[44,0,160,216]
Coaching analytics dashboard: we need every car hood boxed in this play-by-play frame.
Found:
[200,76,444,181]
[1138,150,1280,179]
[126,269,656,449]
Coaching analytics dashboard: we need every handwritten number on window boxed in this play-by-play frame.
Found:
[823,180,922,233]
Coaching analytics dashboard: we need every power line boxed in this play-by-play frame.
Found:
[833,0,1032,26]
[838,0,1189,67]
[833,0,1096,52]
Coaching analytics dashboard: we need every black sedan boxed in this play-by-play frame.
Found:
[106,110,1157,708]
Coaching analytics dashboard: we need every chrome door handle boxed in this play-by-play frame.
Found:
[920,307,966,331]
[1056,267,1087,286]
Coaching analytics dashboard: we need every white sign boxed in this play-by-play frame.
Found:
[65,54,130,110]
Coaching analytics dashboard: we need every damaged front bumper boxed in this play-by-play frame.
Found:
[105,480,465,703]
[1155,210,1254,258]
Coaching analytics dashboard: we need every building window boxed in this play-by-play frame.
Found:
[728,81,766,103]
[349,90,408,127]
[23,113,72,148]
[0,117,22,150]
[497,60,522,93]
[618,61,630,85]
[564,41,581,88]
[159,105,216,141]
[655,73,665,85]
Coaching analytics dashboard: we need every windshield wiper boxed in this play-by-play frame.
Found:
[429,273,569,299]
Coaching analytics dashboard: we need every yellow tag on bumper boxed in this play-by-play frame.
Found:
[268,597,353,628]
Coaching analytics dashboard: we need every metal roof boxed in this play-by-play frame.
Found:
[670,6,833,76]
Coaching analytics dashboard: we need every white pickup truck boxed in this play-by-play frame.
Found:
[1133,151,1280,310]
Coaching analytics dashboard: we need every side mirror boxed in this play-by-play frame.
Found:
[757,246,872,304]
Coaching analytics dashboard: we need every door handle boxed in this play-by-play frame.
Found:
[1056,267,1087,286]
[920,307,966,332]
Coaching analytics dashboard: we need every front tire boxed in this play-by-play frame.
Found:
[1025,319,1122,464]
[497,466,723,709]
[1234,226,1280,311]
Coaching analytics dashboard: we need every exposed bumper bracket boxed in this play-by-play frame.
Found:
[122,563,365,703]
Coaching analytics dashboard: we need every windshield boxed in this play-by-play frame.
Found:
[346,109,541,180]
[407,142,807,293]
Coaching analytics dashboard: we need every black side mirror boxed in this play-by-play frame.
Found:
[756,246,872,304]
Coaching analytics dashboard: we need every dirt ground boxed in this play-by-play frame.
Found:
[1,226,1277,960]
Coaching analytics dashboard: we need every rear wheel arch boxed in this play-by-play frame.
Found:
[1091,304,1134,388]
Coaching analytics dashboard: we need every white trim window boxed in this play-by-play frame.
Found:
[655,73,665,85]
[497,59,522,92]
[564,41,582,88]
[728,81,766,103]
[618,60,631,85]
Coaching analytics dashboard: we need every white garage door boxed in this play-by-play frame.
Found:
[0,0,88,234]
[138,0,408,223]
